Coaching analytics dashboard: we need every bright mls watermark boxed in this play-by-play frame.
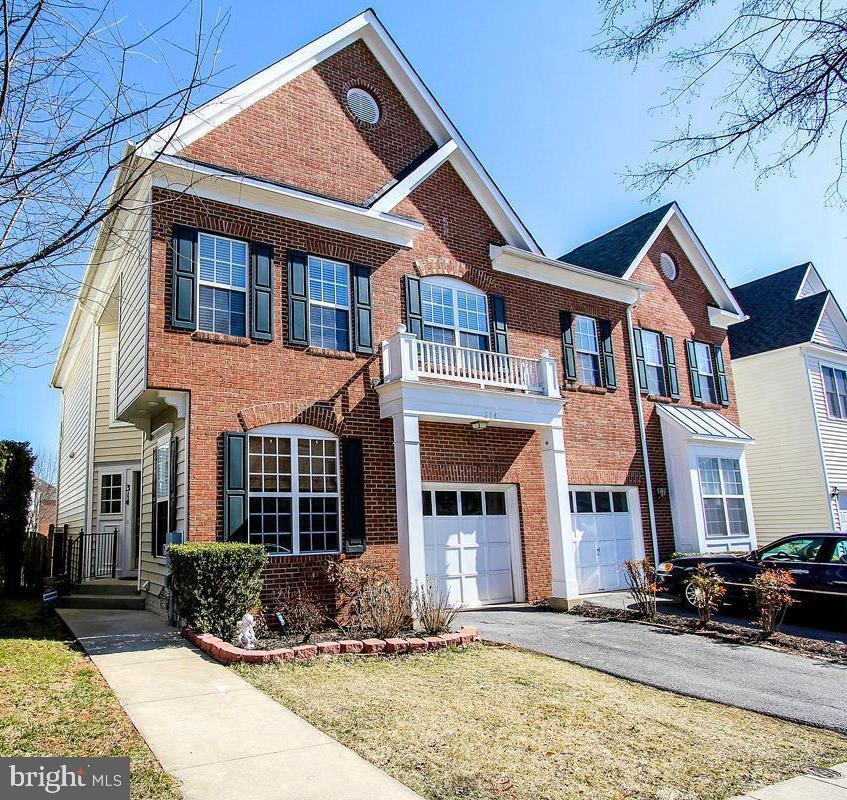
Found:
[0,759,129,798]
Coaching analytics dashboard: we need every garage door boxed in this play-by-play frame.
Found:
[571,488,638,594]
[423,485,516,607]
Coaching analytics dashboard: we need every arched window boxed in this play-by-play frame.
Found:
[247,424,340,555]
[420,276,489,350]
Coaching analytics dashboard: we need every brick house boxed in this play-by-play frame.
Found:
[51,10,755,614]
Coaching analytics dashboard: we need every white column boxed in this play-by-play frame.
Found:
[540,419,581,608]
[392,412,427,591]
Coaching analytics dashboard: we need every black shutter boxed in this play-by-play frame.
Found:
[560,311,577,382]
[403,275,423,338]
[663,334,680,400]
[251,243,274,341]
[713,344,730,406]
[632,327,648,394]
[223,432,247,541]
[287,249,309,346]
[168,436,178,533]
[352,264,374,354]
[490,294,509,354]
[685,340,702,402]
[171,226,197,330]
[599,319,617,391]
[151,447,159,555]
[341,438,366,554]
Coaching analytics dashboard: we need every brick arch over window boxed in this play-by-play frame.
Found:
[237,400,344,435]
[413,256,494,293]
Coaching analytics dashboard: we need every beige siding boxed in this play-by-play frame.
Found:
[139,408,187,614]
[733,347,831,545]
[813,309,847,350]
[116,193,150,414]
[56,328,95,534]
[807,353,847,529]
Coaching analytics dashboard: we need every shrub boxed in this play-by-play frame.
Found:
[169,542,266,639]
[0,441,35,595]
[362,578,410,639]
[752,569,795,637]
[414,580,461,635]
[688,564,726,628]
[623,559,658,619]
[270,581,327,643]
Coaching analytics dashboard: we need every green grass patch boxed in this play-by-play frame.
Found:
[0,598,181,800]
[237,644,847,800]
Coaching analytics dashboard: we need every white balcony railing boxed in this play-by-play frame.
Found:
[381,325,560,398]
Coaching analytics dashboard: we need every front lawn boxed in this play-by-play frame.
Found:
[0,599,181,800]
[237,644,847,800]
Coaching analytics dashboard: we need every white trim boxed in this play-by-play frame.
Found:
[490,244,649,305]
[151,156,423,248]
[371,140,457,213]
[307,254,353,351]
[108,348,132,428]
[138,10,539,252]
[813,293,847,351]
[708,306,745,329]
[803,351,839,530]
[819,362,847,422]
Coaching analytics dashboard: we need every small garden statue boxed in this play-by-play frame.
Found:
[235,613,257,650]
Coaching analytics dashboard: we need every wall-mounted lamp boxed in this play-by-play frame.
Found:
[470,420,489,431]
[656,486,668,500]
[832,485,840,499]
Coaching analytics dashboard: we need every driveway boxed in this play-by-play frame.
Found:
[461,606,847,733]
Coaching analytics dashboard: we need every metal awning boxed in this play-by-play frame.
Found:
[655,404,754,443]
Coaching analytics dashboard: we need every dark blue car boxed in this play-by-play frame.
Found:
[657,532,847,612]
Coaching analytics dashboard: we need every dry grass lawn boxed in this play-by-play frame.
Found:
[237,643,847,800]
[0,599,181,800]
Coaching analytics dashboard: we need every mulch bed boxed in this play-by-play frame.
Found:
[568,602,847,663]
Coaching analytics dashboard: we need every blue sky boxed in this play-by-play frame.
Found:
[4,0,845,457]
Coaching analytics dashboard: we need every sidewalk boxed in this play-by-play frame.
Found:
[731,763,847,799]
[57,608,422,800]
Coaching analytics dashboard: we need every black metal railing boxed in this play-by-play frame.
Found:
[64,528,118,587]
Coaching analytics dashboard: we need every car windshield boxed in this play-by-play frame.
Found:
[759,537,827,563]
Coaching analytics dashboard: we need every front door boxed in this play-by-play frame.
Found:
[96,464,140,578]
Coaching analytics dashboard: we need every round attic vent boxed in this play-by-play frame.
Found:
[346,87,380,124]
[660,252,678,281]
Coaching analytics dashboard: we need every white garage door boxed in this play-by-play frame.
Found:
[423,485,517,607]
[571,488,639,594]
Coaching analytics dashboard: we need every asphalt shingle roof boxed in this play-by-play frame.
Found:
[559,203,675,277]
[728,263,827,359]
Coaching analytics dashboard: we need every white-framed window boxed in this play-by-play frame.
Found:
[100,472,123,516]
[421,277,489,350]
[698,456,749,538]
[693,341,717,403]
[197,232,247,337]
[641,329,666,396]
[574,314,602,386]
[822,365,847,419]
[152,426,172,558]
[248,426,341,555]
[308,255,351,351]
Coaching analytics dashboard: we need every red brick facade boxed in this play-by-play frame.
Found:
[143,37,741,607]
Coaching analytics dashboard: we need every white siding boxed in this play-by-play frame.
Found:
[807,352,847,529]
[798,267,826,298]
[56,328,95,535]
[813,308,847,350]
[733,347,831,545]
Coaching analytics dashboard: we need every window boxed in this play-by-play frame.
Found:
[248,431,340,554]
[827,539,847,563]
[759,536,827,563]
[421,489,507,516]
[573,315,602,386]
[693,342,717,403]
[421,278,489,350]
[822,366,847,418]
[308,255,350,351]
[100,473,122,515]
[698,457,749,537]
[569,490,629,514]
[153,433,171,557]
[198,232,247,337]
[641,330,666,396]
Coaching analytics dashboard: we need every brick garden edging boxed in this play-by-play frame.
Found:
[181,626,481,665]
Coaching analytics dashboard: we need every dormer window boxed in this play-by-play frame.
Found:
[420,277,489,350]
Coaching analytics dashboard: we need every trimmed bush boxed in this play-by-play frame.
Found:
[169,542,266,639]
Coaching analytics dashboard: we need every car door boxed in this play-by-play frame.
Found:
[755,536,830,598]
[812,537,847,602]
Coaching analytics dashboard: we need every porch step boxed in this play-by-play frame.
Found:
[73,579,138,596]
[59,593,145,610]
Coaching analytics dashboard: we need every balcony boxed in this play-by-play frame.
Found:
[376,325,564,429]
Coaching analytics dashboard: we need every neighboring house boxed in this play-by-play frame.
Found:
[28,478,57,535]
[730,263,847,545]
[51,10,754,614]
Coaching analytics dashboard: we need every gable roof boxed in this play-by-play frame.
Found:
[138,9,541,253]
[728,263,830,358]
[558,202,743,316]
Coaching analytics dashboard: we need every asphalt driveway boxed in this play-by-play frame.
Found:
[461,606,847,734]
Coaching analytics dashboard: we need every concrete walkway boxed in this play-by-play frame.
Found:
[461,606,847,732]
[57,608,421,800]
[731,763,847,799]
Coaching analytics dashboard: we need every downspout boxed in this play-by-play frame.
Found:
[625,301,661,565]
[136,428,145,593]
